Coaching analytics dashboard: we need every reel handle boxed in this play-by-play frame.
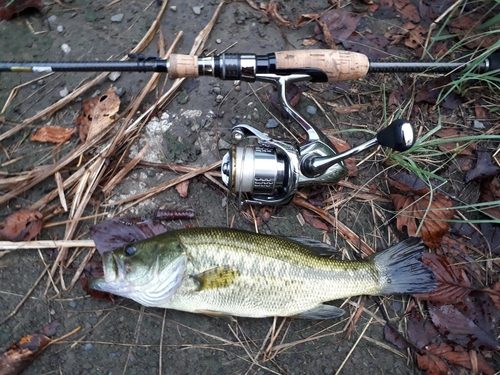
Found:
[301,120,414,178]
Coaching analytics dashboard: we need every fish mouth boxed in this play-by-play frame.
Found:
[88,251,127,292]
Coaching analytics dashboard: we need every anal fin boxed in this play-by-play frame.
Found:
[294,304,345,320]
[196,309,236,323]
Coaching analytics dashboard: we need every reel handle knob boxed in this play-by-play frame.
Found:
[376,119,414,152]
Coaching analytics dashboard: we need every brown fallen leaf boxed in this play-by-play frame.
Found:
[301,210,330,231]
[479,175,500,219]
[175,180,190,198]
[394,0,420,22]
[391,193,454,249]
[80,272,115,303]
[0,209,43,241]
[90,217,167,254]
[465,146,500,183]
[0,334,51,375]
[405,24,426,50]
[0,0,44,20]
[294,12,319,28]
[313,9,360,45]
[42,320,60,337]
[407,307,495,375]
[417,342,495,375]
[328,135,357,177]
[414,253,472,304]
[31,126,75,144]
[261,0,290,27]
[428,293,500,351]
[75,87,120,142]
[434,128,476,157]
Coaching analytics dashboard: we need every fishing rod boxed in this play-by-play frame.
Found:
[1,50,498,205]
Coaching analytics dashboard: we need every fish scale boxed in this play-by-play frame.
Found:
[89,227,437,319]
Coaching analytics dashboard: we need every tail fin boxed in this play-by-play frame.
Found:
[374,237,437,295]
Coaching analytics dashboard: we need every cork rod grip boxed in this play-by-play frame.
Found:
[169,54,199,78]
[274,50,369,81]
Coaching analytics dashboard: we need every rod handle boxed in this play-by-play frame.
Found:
[274,50,369,81]
[169,54,199,78]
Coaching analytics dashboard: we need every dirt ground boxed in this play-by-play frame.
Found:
[0,0,497,374]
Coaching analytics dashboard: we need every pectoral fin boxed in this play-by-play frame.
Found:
[294,305,345,320]
[192,267,240,291]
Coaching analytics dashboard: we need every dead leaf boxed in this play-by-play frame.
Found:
[42,321,60,337]
[0,334,51,375]
[328,135,358,177]
[405,24,425,49]
[407,307,496,375]
[175,180,190,198]
[417,342,495,375]
[294,12,318,28]
[261,0,290,27]
[478,176,500,220]
[391,193,454,249]
[80,272,114,303]
[90,217,167,254]
[75,87,120,142]
[0,0,44,20]
[0,209,43,241]
[395,0,420,22]
[31,126,75,144]
[313,9,360,45]
[414,253,472,303]
[384,323,411,350]
[301,210,330,231]
[465,147,500,183]
[389,172,454,248]
[428,292,500,351]
[435,128,475,157]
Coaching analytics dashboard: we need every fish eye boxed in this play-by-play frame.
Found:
[124,246,136,256]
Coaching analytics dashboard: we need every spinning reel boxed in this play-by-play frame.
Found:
[220,74,414,205]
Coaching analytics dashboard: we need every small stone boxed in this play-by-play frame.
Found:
[50,309,56,315]
[265,118,279,129]
[192,6,202,15]
[215,94,224,103]
[37,79,45,85]
[109,352,120,358]
[218,138,231,150]
[59,87,69,97]
[170,5,177,12]
[306,105,317,115]
[233,80,241,86]
[216,38,222,44]
[234,85,241,92]
[212,87,221,95]
[115,87,125,97]
[473,119,485,129]
[108,71,121,82]
[221,197,227,208]
[31,84,37,90]
[176,90,189,104]
[111,13,124,23]
[69,301,76,308]
[84,343,93,351]
[47,15,57,24]
[61,43,71,54]
[57,25,64,33]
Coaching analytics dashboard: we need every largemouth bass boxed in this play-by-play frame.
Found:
[89,227,436,319]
